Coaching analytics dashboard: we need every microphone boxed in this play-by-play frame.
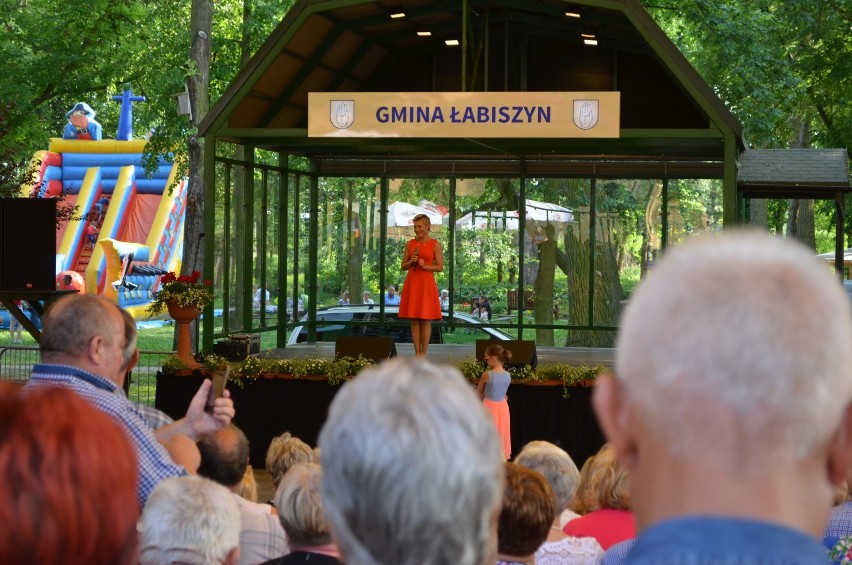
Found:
[412,245,420,271]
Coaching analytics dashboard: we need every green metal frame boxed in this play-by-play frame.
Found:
[200,143,713,350]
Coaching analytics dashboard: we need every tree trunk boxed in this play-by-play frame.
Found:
[533,226,556,346]
[564,216,622,348]
[565,225,589,343]
[787,198,799,238]
[179,0,211,348]
[227,2,254,331]
[749,199,768,229]
[796,198,816,250]
[639,235,648,278]
[346,182,363,302]
[232,152,246,331]
[788,116,816,250]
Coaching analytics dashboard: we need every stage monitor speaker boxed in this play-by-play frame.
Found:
[335,336,397,363]
[476,339,538,369]
[1,198,56,290]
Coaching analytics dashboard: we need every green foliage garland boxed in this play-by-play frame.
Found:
[174,353,606,393]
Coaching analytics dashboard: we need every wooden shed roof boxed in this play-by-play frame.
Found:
[738,148,851,199]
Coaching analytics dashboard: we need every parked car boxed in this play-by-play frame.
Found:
[286,304,513,345]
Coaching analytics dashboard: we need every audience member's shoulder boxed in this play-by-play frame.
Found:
[601,538,636,565]
[536,536,603,565]
[260,552,340,565]
[235,493,278,519]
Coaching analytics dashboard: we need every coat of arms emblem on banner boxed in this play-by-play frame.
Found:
[330,100,355,129]
[573,99,599,130]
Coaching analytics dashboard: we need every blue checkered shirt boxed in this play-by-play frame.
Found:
[26,363,186,506]
[123,396,175,430]
[602,538,636,565]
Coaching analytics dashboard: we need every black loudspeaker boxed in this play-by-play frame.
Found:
[476,339,538,369]
[335,336,397,363]
[1,198,56,290]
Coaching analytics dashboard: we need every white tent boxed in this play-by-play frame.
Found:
[456,199,573,230]
[385,201,444,227]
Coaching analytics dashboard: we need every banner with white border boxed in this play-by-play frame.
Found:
[308,92,620,138]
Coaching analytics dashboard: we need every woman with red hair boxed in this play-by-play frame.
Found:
[0,382,140,564]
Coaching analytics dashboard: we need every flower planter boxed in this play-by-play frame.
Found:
[166,302,201,370]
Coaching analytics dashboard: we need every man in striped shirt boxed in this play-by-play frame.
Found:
[26,294,235,506]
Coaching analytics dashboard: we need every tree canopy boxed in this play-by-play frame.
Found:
[643,0,851,149]
[1,0,849,214]
[0,0,293,195]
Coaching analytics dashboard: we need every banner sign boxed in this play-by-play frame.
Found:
[308,92,620,138]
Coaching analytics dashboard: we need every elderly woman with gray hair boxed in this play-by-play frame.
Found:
[319,358,504,565]
[139,476,241,565]
[514,441,603,564]
[261,462,341,565]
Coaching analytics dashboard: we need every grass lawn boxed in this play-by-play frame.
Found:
[136,323,179,351]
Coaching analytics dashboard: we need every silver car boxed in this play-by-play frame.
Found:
[286,304,513,345]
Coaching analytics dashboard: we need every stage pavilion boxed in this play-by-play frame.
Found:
[196,0,848,355]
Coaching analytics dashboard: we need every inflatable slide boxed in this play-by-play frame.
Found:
[21,91,187,319]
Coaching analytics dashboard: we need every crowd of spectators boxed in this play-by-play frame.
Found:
[4,231,852,564]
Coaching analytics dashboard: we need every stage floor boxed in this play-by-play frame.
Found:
[265,343,616,368]
[254,467,275,504]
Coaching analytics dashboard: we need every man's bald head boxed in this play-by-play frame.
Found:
[197,424,250,490]
[40,294,126,383]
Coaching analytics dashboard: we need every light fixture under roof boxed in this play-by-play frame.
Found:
[389,8,406,18]
[565,11,581,18]
[584,38,598,46]
[445,38,460,46]
[417,30,432,37]
[581,32,595,38]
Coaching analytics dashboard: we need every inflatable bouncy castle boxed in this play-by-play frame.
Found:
[22,89,187,319]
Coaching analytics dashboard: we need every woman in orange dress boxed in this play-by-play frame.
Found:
[399,213,443,357]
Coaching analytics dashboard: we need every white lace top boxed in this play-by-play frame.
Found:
[535,536,604,565]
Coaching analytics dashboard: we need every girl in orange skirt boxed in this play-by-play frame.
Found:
[477,344,512,459]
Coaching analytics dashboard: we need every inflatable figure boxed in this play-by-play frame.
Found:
[62,102,103,140]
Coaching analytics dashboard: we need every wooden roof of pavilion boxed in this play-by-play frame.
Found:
[200,0,744,177]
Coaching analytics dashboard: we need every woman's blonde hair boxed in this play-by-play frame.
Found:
[239,464,258,502]
[265,431,314,488]
[571,443,630,513]
[412,213,431,226]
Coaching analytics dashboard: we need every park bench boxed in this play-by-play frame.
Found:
[506,289,558,318]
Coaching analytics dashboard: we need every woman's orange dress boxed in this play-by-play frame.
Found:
[399,238,441,320]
